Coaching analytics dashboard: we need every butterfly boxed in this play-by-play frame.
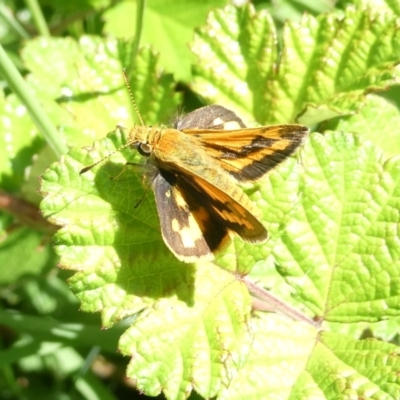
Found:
[85,104,308,263]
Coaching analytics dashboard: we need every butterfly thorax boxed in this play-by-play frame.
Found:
[130,126,202,164]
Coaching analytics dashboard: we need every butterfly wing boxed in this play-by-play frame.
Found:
[175,104,246,130]
[152,167,267,262]
[149,105,307,261]
[177,105,308,182]
[183,125,309,181]
[177,171,268,243]
[152,171,230,262]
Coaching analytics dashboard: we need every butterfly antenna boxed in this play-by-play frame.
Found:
[81,70,144,175]
[122,68,145,127]
[79,136,134,174]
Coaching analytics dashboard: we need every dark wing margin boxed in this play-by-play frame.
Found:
[175,105,246,130]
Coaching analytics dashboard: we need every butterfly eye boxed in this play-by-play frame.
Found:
[137,142,152,157]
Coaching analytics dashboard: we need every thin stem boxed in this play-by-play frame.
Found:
[0,4,30,39]
[127,0,146,79]
[244,277,320,327]
[0,44,68,157]
[24,0,50,37]
[0,191,56,233]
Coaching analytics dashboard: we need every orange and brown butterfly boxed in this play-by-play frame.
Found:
[81,104,309,263]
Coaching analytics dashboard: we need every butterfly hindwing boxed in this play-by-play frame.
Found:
[176,105,246,130]
[152,165,268,262]
[152,171,230,262]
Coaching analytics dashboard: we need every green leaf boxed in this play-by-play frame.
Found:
[21,36,180,147]
[219,315,318,400]
[299,330,400,399]
[192,5,400,125]
[103,0,228,82]
[260,0,334,24]
[0,226,56,284]
[120,263,252,399]
[40,105,400,399]
[0,91,45,193]
[218,315,400,399]
[270,132,400,322]
[337,0,400,14]
[323,94,400,158]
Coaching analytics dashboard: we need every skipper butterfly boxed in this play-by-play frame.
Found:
[82,104,308,262]
[81,77,309,262]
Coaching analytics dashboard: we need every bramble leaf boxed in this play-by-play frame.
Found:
[102,0,227,82]
[271,132,400,323]
[192,5,400,125]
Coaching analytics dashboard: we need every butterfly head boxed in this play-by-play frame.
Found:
[129,126,159,157]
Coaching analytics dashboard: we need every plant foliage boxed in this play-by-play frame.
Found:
[2,1,400,399]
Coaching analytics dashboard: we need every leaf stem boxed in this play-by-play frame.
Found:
[0,191,57,232]
[244,277,320,327]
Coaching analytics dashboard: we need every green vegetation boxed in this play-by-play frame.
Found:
[1,1,400,399]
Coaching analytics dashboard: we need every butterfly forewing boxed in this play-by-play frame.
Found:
[183,125,309,181]
[178,173,268,243]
